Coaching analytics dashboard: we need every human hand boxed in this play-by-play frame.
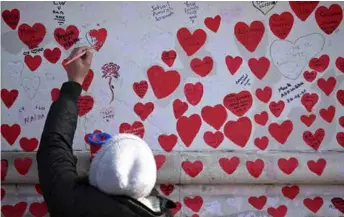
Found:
[66,46,94,85]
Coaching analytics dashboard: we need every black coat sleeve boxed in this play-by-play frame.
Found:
[36,81,138,217]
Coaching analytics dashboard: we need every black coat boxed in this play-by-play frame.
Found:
[37,81,175,217]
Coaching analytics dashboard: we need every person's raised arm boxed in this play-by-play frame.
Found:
[36,47,93,216]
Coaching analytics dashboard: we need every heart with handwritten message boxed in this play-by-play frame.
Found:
[1,202,27,217]
[158,134,177,152]
[29,202,48,217]
[225,55,242,75]
[269,100,285,117]
[282,185,299,200]
[234,21,264,52]
[307,158,326,176]
[190,56,213,77]
[19,137,38,152]
[201,104,227,130]
[331,197,344,214]
[203,131,224,149]
[204,15,221,33]
[269,12,294,40]
[303,128,325,150]
[14,157,32,175]
[177,28,207,56]
[289,1,319,21]
[24,55,42,71]
[147,65,180,99]
[2,9,20,30]
[86,28,107,51]
[317,77,336,96]
[219,156,239,175]
[119,121,145,138]
[77,95,94,116]
[224,117,252,147]
[18,23,46,49]
[254,136,269,150]
[184,196,203,212]
[173,99,188,119]
[271,33,324,79]
[309,54,330,73]
[278,157,298,175]
[1,88,18,108]
[248,57,270,80]
[1,160,8,181]
[254,111,268,126]
[256,86,272,103]
[1,124,21,145]
[315,4,343,35]
[43,47,61,64]
[182,160,203,178]
[133,80,148,99]
[319,105,335,123]
[154,155,165,170]
[253,1,277,15]
[303,70,317,82]
[268,120,293,144]
[177,114,202,147]
[301,93,319,112]
[54,25,80,50]
[161,50,177,67]
[134,102,154,121]
[223,91,253,117]
[300,114,316,127]
[184,82,203,106]
[246,159,264,178]
[248,196,267,210]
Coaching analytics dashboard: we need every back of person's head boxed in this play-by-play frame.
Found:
[89,133,157,199]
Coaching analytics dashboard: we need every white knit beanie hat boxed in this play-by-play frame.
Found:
[89,133,157,199]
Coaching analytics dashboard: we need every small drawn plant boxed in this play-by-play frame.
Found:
[101,62,120,103]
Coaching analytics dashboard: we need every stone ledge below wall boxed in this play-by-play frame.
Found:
[2,151,344,184]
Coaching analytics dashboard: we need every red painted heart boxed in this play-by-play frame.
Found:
[282,185,299,200]
[190,56,213,77]
[255,86,272,103]
[184,196,203,212]
[134,102,154,121]
[309,54,330,72]
[19,137,38,152]
[119,121,145,138]
[35,184,43,195]
[1,160,8,181]
[225,55,242,75]
[254,111,268,126]
[337,89,344,106]
[303,197,323,213]
[88,28,107,51]
[336,57,344,73]
[1,89,19,108]
[82,69,94,92]
[315,4,343,35]
[173,99,188,119]
[204,131,224,149]
[2,9,20,30]
[182,160,203,178]
[289,1,319,21]
[337,132,344,147]
[1,124,21,145]
[24,55,42,71]
[269,100,285,117]
[246,159,264,178]
[133,80,148,98]
[268,120,293,144]
[204,15,221,33]
[184,82,203,106]
[234,21,265,52]
[317,77,336,96]
[301,93,319,112]
[43,47,61,64]
[248,57,270,80]
[303,128,325,150]
[331,197,344,214]
[218,156,239,175]
[269,12,294,39]
[248,196,267,210]
[161,50,177,67]
[77,95,94,116]
[51,88,60,102]
[158,134,177,152]
[254,136,269,150]
[160,184,174,196]
[18,23,46,49]
[300,114,316,127]
[223,90,253,117]
[1,202,27,217]
[54,25,80,50]
[278,157,298,175]
[154,154,166,170]
[147,65,180,99]
[1,188,5,200]
[177,114,202,147]
[307,158,326,176]
[224,117,252,148]
[303,70,317,82]
[29,202,48,217]
[201,104,227,130]
[267,205,288,217]
[177,28,207,56]
[319,105,335,123]
[14,157,32,175]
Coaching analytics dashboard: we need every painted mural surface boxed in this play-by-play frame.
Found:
[1,1,344,217]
